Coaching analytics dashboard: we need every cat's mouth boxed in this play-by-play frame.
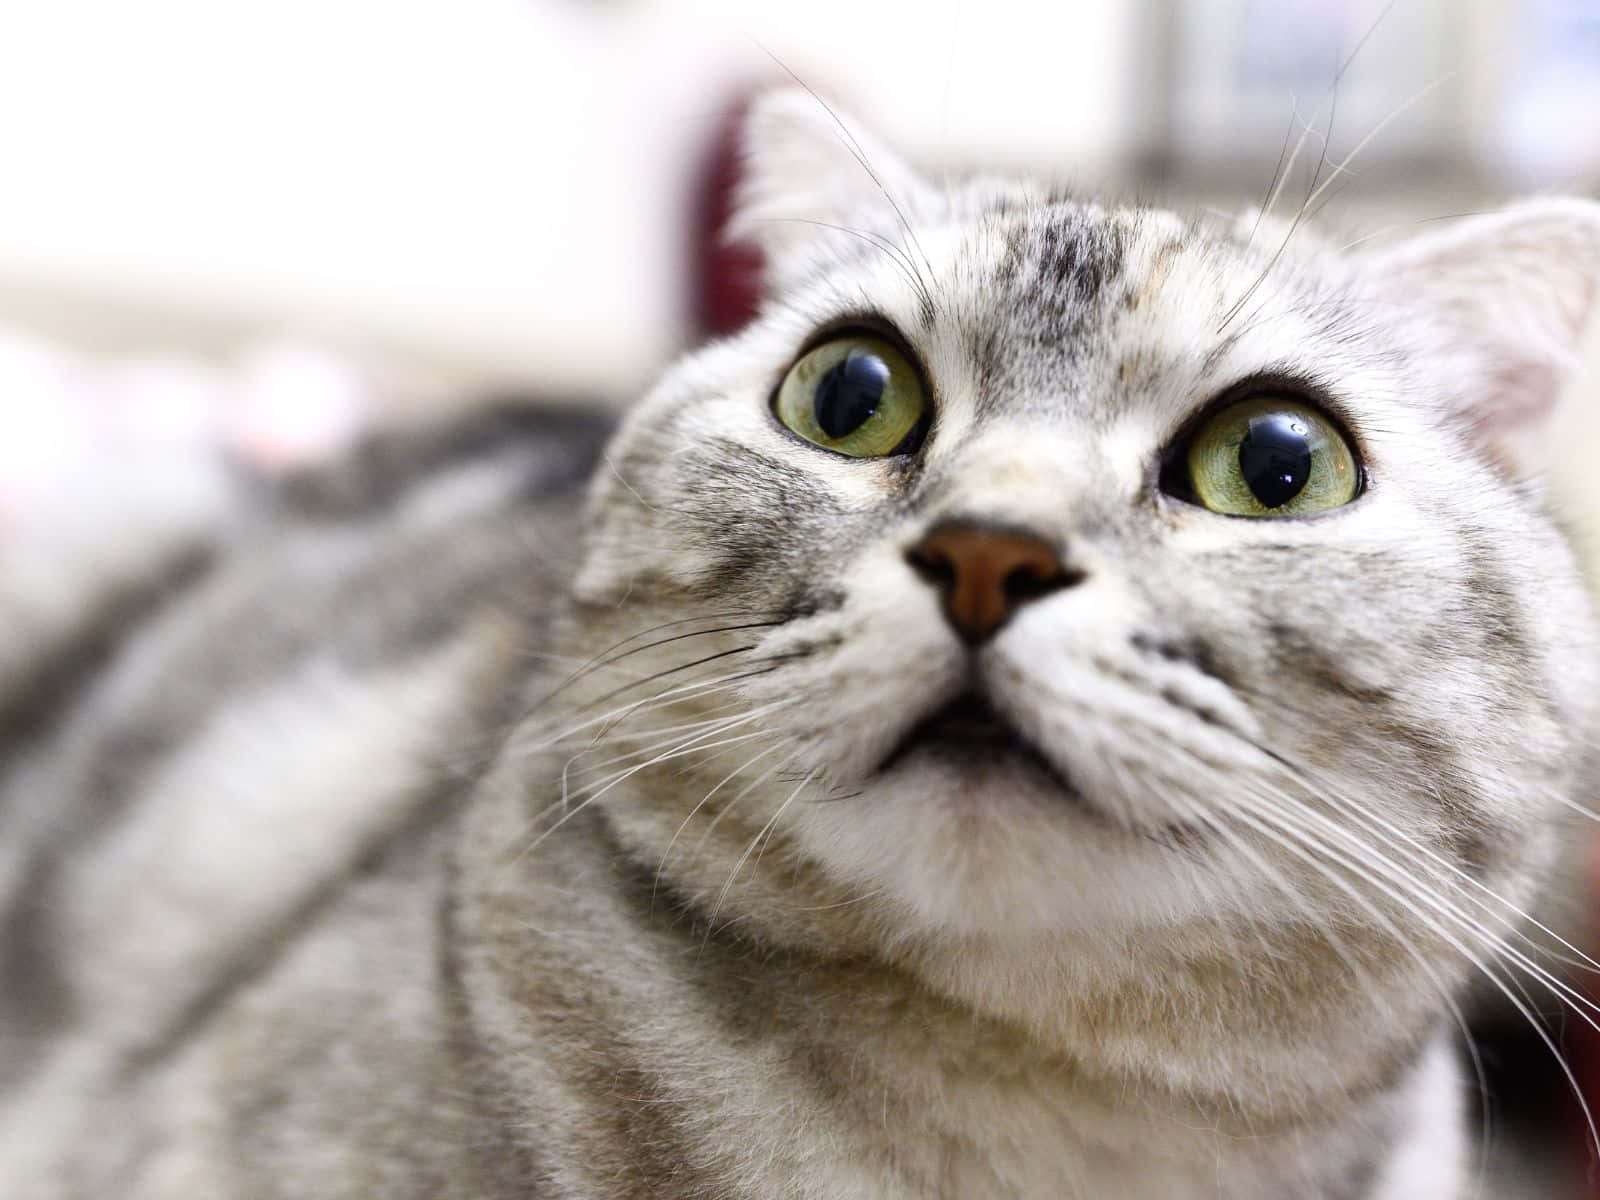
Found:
[879,690,1081,800]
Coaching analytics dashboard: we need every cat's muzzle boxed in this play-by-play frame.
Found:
[878,688,1083,804]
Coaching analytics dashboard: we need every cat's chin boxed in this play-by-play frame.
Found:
[792,752,1232,940]
[771,676,1246,938]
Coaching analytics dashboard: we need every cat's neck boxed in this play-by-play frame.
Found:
[454,775,1460,1199]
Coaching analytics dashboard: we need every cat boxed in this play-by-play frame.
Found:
[3,88,1600,1198]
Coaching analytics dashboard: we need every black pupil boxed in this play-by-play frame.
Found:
[1237,413,1314,508]
[814,349,890,438]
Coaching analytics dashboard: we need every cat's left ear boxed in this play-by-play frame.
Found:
[1371,198,1600,482]
[726,89,941,291]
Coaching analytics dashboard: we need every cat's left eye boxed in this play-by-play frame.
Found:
[1172,396,1360,517]
[773,333,929,458]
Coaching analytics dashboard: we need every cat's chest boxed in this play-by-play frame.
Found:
[725,1009,1204,1200]
[789,1036,1463,1200]
[767,1032,1445,1200]
[797,1068,1231,1200]
[857,1095,1151,1199]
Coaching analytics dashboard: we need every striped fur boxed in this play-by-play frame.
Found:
[5,92,1600,1197]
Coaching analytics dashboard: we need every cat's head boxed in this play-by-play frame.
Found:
[555,90,1600,1085]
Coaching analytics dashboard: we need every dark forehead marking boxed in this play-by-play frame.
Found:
[992,215,1030,290]
[986,204,1129,312]
[1036,206,1128,311]
[968,206,1132,418]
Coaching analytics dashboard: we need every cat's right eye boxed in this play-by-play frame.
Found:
[772,333,929,458]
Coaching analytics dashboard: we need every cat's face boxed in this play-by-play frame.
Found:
[561,94,1600,1038]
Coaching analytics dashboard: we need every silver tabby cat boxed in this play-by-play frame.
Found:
[4,92,1600,1198]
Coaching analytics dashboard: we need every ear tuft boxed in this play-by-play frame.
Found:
[726,89,935,290]
[1373,198,1600,482]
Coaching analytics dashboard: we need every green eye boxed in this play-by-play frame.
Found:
[1183,397,1359,517]
[773,334,929,458]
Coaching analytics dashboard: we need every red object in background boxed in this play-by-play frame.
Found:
[689,94,765,342]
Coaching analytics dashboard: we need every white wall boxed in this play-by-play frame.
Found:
[0,0,1140,394]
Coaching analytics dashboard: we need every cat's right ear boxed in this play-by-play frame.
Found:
[727,89,939,292]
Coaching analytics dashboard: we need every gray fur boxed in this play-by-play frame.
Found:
[5,93,1600,1197]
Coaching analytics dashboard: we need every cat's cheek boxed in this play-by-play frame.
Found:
[568,534,720,606]
[990,607,1263,834]
[742,547,964,780]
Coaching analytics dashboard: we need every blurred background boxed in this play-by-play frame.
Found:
[2,0,1599,1195]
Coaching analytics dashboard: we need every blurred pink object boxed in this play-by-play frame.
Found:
[222,345,373,474]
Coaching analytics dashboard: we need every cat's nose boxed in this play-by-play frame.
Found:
[905,520,1081,645]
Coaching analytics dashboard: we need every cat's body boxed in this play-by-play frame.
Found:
[0,407,1463,1199]
[5,93,1600,1197]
